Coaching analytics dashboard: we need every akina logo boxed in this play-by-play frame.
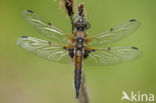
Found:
[121,91,154,102]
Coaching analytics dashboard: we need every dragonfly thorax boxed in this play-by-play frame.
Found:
[75,38,85,48]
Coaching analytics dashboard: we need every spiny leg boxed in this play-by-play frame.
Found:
[86,22,91,30]
[70,17,75,34]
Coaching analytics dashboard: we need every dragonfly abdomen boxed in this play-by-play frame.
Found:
[74,49,83,98]
[74,65,82,98]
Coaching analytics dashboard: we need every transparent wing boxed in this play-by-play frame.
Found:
[22,10,73,44]
[87,19,141,46]
[16,36,71,63]
[84,47,142,66]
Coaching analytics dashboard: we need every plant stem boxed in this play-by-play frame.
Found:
[78,73,90,103]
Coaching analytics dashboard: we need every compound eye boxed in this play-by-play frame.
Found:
[82,22,87,27]
[85,24,87,27]
[75,22,79,26]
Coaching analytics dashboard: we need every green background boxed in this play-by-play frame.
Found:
[0,0,156,103]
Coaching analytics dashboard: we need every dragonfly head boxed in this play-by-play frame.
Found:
[75,19,88,31]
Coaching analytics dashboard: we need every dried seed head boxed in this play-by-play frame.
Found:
[60,0,75,17]
[78,3,85,18]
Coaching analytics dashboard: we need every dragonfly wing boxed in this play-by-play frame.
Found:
[22,10,72,44]
[16,36,71,63]
[88,19,141,46]
[84,47,142,66]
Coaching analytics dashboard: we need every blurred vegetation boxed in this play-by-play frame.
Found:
[0,0,156,103]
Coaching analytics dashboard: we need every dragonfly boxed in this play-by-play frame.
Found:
[16,9,141,98]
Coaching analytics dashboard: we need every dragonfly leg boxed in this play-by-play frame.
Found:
[86,22,91,30]
[70,17,75,34]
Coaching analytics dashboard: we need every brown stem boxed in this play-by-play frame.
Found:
[78,73,90,103]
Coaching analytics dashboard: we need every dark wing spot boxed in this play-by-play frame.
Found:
[48,22,52,26]
[129,19,136,22]
[91,49,95,52]
[48,41,51,45]
[84,49,95,59]
[67,48,74,58]
[63,47,67,50]
[110,28,113,31]
[26,10,34,13]
[108,47,111,51]
[21,36,28,38]
[131,47,138,49]
[69,50,74,58]
[84,51,89,59]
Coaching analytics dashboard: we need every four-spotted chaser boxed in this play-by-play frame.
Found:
[16,9,141,98]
